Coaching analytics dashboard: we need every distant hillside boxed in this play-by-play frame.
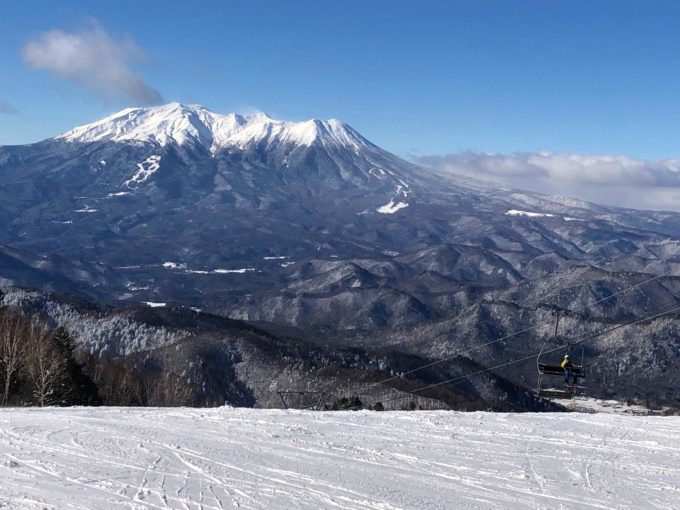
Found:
[0,287,557,411]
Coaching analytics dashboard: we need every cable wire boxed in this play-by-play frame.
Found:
[350,300,680,410]
[369,266,677,389]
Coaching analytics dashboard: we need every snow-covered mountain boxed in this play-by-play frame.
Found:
[56,103,375,153]
[4,103,680,405]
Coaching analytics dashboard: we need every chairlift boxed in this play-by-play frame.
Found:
[535,312,587,399]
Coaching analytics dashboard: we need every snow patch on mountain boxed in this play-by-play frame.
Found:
[369,167,388,179]
[377,199,409,214]
[55,103,372,153]
[143,301,166,308]
[377,183,410,214]
[162,262,185,270]
[505,209,555,218]
[162,262,256,275]
[123,155,161,188]
[74,205,97,213]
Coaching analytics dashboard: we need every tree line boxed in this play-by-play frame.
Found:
[0,309,99,406]
[0,308,192,407]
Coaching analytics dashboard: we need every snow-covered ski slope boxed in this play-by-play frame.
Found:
[1,408,678,509]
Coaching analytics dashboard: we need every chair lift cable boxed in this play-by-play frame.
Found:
[367,266,677,389]
[352,300,680,410]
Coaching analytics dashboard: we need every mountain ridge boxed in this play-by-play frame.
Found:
[54,102,374,154]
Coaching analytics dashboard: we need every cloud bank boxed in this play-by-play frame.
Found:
[22,22,163,105]
[0,101,17,115]
[417,152,680,211]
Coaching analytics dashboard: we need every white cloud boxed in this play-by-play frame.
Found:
[0,101,17,115]
[417,152,680,211]
[22,21,163,105]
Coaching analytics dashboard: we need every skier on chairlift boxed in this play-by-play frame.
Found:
[561,354,578,386]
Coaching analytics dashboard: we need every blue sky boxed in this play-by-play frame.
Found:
[2,0,680,162]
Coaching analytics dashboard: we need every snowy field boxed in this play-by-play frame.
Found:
[1,408,679,509]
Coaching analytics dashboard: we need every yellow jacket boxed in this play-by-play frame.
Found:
[561,358,574,369]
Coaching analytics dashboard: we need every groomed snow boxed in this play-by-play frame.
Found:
[1,408,678,509]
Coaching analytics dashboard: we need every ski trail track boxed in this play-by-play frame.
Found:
[0,408,679,509]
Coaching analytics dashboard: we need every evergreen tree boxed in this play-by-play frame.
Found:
[51,328,101,406]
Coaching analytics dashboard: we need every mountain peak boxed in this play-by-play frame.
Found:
[54,103,372,153]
